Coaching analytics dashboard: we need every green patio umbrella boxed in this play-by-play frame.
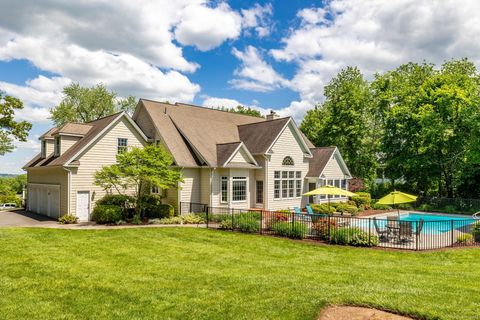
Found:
[376,191,418,214]
[303,185,356,210]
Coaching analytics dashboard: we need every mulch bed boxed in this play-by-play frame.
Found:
[319,306,414,320]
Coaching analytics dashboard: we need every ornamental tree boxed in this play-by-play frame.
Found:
[94,145,183,217]
[0,92,32,155]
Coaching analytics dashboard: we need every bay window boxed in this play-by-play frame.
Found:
[232,177,247,202]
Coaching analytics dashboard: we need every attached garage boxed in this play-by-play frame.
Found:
[27,184,61,219]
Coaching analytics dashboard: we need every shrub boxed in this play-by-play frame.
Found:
[235,215,260,233]
[312,218,336,240]
[0,194,21,207]
[131,214,142,225]
[398,203,413,210]
[219,219,233,230]
[310,204,335,215]
[417,203,431,212]
[96,194,133,207]
[331,227,378,247]
[181,213,205,224]
[277,209,292,214]
[140,194,175,219]
[150,217,183,224]
[91,205,122,224]
[272,222,307,239]
[265,212,290,230]
[207,213,232,223]
[372,203,392,210]
[58,214,78,224]
[472,222,480,243]
[352,192,371,209]
[456,234,473,244]
[335,203,359,216]
[442,205,457,214]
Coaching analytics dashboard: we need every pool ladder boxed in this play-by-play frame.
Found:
[473,212,480,220]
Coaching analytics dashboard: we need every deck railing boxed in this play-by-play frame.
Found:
[180,202,480,251]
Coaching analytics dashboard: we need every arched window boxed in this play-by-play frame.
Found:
[282,156,294,166]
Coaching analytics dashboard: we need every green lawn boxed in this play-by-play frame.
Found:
[0,228,479,320]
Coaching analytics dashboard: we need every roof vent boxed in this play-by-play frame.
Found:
[265,110,279,121]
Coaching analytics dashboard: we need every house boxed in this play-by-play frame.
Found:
[23,112,148,221]
[24,99,352,221]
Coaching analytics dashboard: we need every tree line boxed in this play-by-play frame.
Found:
[301,58,480,199]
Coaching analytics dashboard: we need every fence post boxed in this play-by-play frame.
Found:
[328,215,331,243]
[368,218,371,244]
[415,226,419,251]
[451,219,454,247]
[260,210,263,235]
[206,206,209,229]
[189,202,192,213]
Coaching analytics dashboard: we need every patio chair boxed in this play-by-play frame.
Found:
[306,205,314,215]
[294,207,302,214]
[373,217,389,242]
[386,216,399,238]
[398,221,414,243]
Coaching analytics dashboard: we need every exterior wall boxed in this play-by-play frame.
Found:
[229,148,250,164]
[254,156,266,209]
[210,168,252,209]
[69,117,146,218]
[27,167,69,216]
[179,168,201,204]
[164,187,179,213]
[266,123,310,211]
[316,153,350,204]
[228,168,250,209]
[60,136,81,155]
[211,168,226,208]
[44,139,54,156]
[199,168,210,205]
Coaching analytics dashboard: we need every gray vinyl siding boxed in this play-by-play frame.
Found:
[60,136,81,155]
[69,117,146,216]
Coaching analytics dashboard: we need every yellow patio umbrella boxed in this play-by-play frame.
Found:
[303,185,356,210]
[376,191,417,214]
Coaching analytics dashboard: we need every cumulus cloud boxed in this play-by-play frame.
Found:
[241,3,274,37]
[269,0,480,119]
[175,2,242,51]
[230,46,287,92]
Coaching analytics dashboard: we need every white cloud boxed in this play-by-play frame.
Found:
[174,2,242,51]
[202,96,311,123]
[230,46,287,92]
[14,138,40,152]
[241,3,274,37]
[269,0,480,120]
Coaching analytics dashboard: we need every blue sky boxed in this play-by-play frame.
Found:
[1,0,480,173]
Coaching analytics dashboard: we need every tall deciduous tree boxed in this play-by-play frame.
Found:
[50,83,137,126]
[0,92,32,155]
[300,67,378,183]
[217,105,263,118]
[94,145,183,216]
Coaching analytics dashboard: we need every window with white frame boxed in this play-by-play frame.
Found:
[232,177,247,201]
[54,136,60,156]
[221,176,228,203]
[274,170,302,199]
[282,156,294,166]
[117,138,128,153]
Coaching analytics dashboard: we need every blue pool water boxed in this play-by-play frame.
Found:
[375,212,476,235]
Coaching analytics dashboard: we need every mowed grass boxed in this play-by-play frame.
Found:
[0,228,479,320]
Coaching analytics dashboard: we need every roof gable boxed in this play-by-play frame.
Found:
[306,147,352,178]
[217,142,258,168]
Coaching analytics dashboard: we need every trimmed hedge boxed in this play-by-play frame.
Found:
[140,194,175,219]
[310,204,335,215]
[91,205,122,224]
[330,227,378,247]
[272,222,307,239]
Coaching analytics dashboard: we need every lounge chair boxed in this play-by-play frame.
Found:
[294,207,302,214]
[373,218,389,242]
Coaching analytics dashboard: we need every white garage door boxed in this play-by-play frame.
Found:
[28,184,61,218]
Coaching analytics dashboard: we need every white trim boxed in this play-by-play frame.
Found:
[265,118,313,158]
[55,133,85,138]
[222,142,259,167]
[64,112,147,166]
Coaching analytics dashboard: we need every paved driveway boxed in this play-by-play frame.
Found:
[0,210,58,227]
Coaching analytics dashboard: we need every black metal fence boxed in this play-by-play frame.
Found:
[180,202,480,251]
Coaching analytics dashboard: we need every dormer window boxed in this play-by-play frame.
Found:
[54,136,60,156]
[282,156,294,166]
[117,138,128,153]
[41,140,46,158]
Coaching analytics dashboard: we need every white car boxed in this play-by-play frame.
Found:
[0,203,17,210]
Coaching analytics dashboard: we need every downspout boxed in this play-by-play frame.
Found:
[264,155,269,210]
[63,167,72,215]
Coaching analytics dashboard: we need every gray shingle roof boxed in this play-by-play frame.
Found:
[306,147,336,177]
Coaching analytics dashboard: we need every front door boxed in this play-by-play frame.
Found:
[76,191,90,221]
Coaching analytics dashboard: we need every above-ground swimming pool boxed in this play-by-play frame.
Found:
[373,212,476,235]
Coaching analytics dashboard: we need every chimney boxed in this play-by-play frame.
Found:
[265,110,280,121]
